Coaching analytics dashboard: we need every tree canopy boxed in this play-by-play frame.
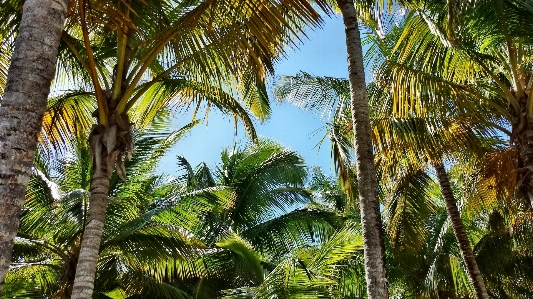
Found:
[2,0,533,298]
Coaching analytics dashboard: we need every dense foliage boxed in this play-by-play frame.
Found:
[2,0,533,298]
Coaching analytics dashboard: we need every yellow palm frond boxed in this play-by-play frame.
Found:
[39,92,96,153]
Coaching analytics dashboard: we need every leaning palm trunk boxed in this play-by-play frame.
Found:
[432,160,489,299]
[0,0,67,291]
[336,0,388,298]
[70,159,109,299]
[71,112,133,298]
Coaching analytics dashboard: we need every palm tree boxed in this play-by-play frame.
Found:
[255,169,366,299]
[383,166,482,298]
[216,166,374,299]
[385,160,533,298]
[4,123,205,298]
[0,0,331,293]
[361,2,533,294]
[367,70,494,297]
[332,0,391,296]
[370,0,533,207]
[174,140,341,297]
[1,0,333,296]
[0,0,68,288]
[449,132,533,298]
[275,72,498,298]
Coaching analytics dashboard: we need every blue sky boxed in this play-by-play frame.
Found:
[159,15,349,176]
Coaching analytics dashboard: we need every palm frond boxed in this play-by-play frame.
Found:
[40,91,96,152]
[383,169,439,252]
[241,208,341,258]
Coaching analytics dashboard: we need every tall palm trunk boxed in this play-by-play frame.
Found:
[0,0,67,291]
[336,0,388,298]
[432,160,489,299]
[71,143,110,299]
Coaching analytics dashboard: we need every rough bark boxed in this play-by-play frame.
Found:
[0,0,67,292]
[70,111,133,298]
[432,160,489,299]
[70,146,109,299]
[336,0,389,298]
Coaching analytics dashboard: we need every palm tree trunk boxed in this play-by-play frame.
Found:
[0,0,67,292]
[336,0,388,298]
[71,144,110,299]
[511,104,533,208]
[55,237,81,298]
[432,160,489,299]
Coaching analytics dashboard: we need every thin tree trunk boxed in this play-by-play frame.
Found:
[432,160,489,299]
[0,0,67,292]
[511,102,533,208]
[55,236,81,298]
[71,146,110,299]
[336,0,388,298]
